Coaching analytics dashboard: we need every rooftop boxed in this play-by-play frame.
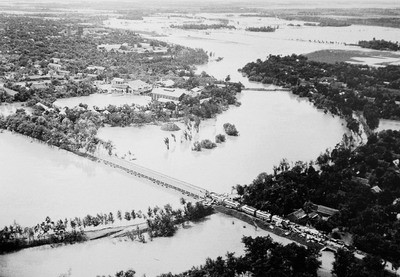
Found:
[152,87,188,98]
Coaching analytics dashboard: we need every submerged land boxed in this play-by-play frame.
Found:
[1,2,400,277]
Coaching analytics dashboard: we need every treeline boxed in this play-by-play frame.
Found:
[358,39,400,51]
[0,200,212,254]
[170,24,236,30]
[0,216,86,254]
[245,26,277,32]
[240,54,400,131]
[180,82,243,119]
[237,130,400,267]
[281,15,351,27]
[332,248,395,277]
[0,103,111,153]
[147,201,213,238]
[1,79,99,104]
[158,236,321,277]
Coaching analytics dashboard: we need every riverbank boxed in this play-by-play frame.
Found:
[213,205,323,250]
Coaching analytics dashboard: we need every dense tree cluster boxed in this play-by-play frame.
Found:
[0,216,86,254]
[332,248,390,277]
[237,131,400,266]
[223,122,239,136]
[245,26,277,32]
[281,15,351,27]
[158,236,321,277]
[147,201,213,238]
[2,79,99,104]
[358,39,400,51]
[180,83,242,119]
[0,104,108,152]
[241,54,400,130]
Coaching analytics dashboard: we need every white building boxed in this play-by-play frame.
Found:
[111,78,152,94]
[127,80,152,94]
[151,87,188,102]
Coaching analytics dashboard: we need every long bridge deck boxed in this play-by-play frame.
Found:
[92,153,208,199]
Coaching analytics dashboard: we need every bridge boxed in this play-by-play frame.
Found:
[90,153,208,199]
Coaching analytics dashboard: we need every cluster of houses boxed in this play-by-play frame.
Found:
[109,77,203,102]
[209,192,346,250]
[97,42,169,56]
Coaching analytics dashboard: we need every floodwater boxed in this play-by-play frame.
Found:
[106,13,400,81]
[54,93,152,110]
[0,102,32,116]
[0,213,294,277]
[0,131,182,227]
[98,90,347,193]
[3,12,400,277]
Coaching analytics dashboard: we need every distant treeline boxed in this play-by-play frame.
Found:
[358,39,400,51]
[240,54,400,131]
[245,26,277,32]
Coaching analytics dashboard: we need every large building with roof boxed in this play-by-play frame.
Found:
[150,87,188,102]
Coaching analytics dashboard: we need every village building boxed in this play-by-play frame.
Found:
[111,77,127,91]
[190,86,204,97]
[31,83,48,90]
[287,208,308,224]
[48,63,62,71]
[111,78,152,94]
[371,186,382,194]
[150,87,188,102]
[0,86,18,96]
[313,204,339,220]
[24,75,51,82]
[57,70,70,77]
[87,66,105,73]
[157,79,175,88]
[127,80,152,94]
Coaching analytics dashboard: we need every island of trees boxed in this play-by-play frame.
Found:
[245,26,277,32]
[240,54,400,132]
[358,38,400,51]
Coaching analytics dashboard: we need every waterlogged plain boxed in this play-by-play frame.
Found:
[0,131,182,227]
[1,11,400,277]
[0,213,295,277]
[98,90,347,193]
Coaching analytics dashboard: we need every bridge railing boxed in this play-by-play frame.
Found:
[94,153,208,198]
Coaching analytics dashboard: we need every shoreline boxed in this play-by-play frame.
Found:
[213,205,323,250]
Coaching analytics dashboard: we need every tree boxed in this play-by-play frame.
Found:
[117,210,122,221]
[332,248,357,277]
[108,212,114,224]
[363,104,380,130]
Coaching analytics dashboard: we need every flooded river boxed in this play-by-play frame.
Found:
[0,131,182,227]
[3,12,400,277]
[97,90,346,193]
[0,213,334,277]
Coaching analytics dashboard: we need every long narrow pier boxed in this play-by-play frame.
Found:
[92,153,208,199]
